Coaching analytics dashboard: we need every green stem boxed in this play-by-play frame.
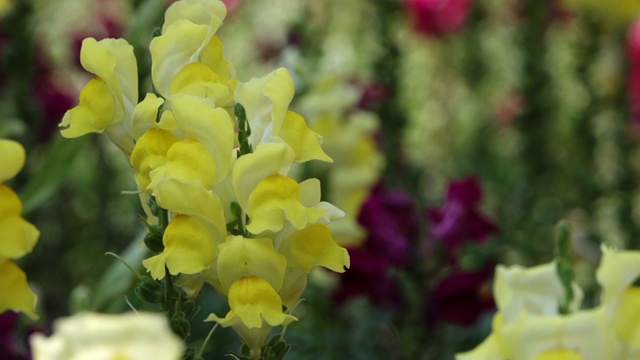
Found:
[198,323,219,358]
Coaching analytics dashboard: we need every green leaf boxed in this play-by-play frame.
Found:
[20,134,89,214]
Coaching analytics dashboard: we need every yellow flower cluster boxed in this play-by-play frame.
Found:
[59,0,350,354]
[456,246,640,360]
[0,139,39,319]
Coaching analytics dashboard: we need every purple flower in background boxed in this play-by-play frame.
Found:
[428,267,495,325]
[333,186,416,308]
[406,0,473,38]
[628,19,640,129]
[0,312,30,360]
[426,176,498,252]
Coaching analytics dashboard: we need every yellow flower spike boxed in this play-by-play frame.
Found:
[232,142,294,209]
[169,62,232,106]
[234,68,294,147]
[205,276,297,356]
[279,111,332,163]
[150,140,217,190]
[280,224,350,273]
[0,260,38,319]
[150,20,209,98]
[0,139,25,182]
[216,235,287,296]
[130,128,180,191]
[142,215,215,279]
[130,93,166,140]
[151,177,227,241]
[60,38,138,154]
[169,94,234,184]
[246,175,327,234]
[162,0,227,35]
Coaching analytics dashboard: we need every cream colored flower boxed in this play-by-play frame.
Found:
[30,312,183,360]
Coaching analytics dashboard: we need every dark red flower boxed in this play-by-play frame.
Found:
[426,176,498,252]
[333,186,416,308]
[429,267,495,325]
[0,312,30,360]
[406,0,473,37]
[628,19,640,128]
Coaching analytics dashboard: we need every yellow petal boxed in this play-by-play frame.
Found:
[169,62,232,107]
[281,224,349,273]
[0,216,39,260]
[0,260,37,319]
[60,77,117,138]
[170,95,234,183]
[231,142,294,209]
[151,177,227,241]
[494,262,582,323]
[0,140,25,182]
[150,20,208,98]
[279,267,307,311]
[206,276,296,329]
[0,184,21,217]
[597,245,640,311]
[199,35,234,91]
[130,128,180,191]
[130,93,165,140]
[70,37,138,154]
[79,37,137,106]
[234,68,294,147]
[163,0,226,34]
[150,140,217,189]
[613,287,640,346]
[246,174,327,234]
[0,185,39,260]
[216,236,287,295]
[533,349,583,360]
[499,309,619,360]
[142,215,215,279]
[279,111,332,163]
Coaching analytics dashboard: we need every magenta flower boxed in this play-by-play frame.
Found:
[426,176,498,253]
[628,19,640,128]
[333,186,416,308]
[0,312,30,360]
[405,0,473,37]
[428,267,495,325]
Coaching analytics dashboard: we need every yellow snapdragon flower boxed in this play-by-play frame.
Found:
[0,140,39,319]
[59,38,138,154]
[456,246,640,359]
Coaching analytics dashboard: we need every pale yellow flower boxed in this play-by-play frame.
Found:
[30,312,183,360]
[60,38,138,154]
